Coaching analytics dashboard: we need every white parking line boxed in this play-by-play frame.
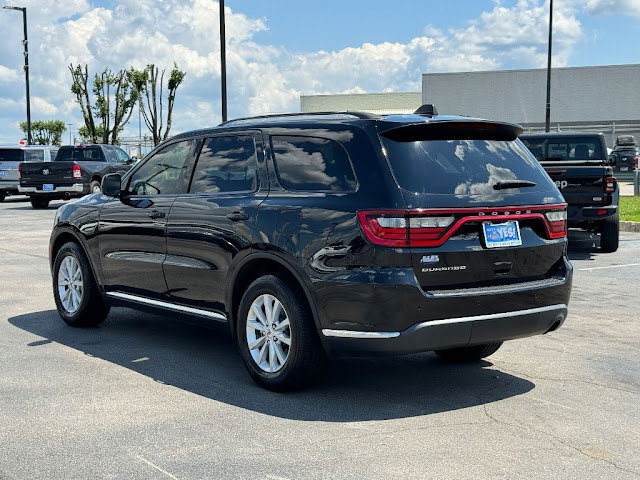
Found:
[579,263,640,272]
[135,455,180,480]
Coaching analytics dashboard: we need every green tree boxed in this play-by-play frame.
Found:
[69,64,138,145]
[19,120,66,145]
[128,63,186,146]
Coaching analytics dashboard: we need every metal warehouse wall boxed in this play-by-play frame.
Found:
[421,64,640,125]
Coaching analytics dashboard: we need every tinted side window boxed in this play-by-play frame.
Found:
[115,148,129,163]
[271,136,357,192]
[127,140,193,195]
[190,136,257,193]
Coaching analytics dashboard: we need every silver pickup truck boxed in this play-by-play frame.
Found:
[0,145,59,202]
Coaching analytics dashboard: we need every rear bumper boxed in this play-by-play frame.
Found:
[322,304,568,355]
[568,205,618,226]
[18,183,85,196]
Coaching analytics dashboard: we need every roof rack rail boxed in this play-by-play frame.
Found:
[219,111,379,126]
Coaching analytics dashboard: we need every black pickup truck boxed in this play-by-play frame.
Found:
[521,132,619,252]
[19,144,133,208]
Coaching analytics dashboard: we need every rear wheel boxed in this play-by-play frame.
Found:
[52,242,110,327]
[237,275,323,391]
[600,214,619,253]
[30,197,50,209]
[435,342,503,362]
[90,180,102,194]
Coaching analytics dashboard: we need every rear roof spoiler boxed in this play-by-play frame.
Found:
[380,120,523,142]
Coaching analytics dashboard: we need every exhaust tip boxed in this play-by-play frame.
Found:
[544,314,565,334]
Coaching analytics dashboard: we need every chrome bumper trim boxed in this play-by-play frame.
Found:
[18,183,84,193]
[106,291,227,322]
[322,304,567,339]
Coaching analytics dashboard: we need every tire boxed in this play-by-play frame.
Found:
[90,180,102,194]
[52,242,110,327]
[600,214,619,253]
[435,342,503,362]
[30,197,50,209]
[236,275,323,391]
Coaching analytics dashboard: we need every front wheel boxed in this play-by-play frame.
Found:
[237,275,323,391]
[30,197,49,209]
[52,242,110,327]
[435,342,503,362]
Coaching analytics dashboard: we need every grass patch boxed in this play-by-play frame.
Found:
[620,196,640,222]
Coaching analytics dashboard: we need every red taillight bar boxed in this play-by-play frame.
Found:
[358,204,567,248]
[72,164,82,179]
[18,164,21,181]
[604,176,616,194]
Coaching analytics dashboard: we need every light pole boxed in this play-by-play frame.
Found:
[219,0,227,122]
[544,0,553,132]
[3,5,32,144]
[67,123,73,145]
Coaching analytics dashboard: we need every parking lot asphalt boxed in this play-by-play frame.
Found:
[0,197,639,480]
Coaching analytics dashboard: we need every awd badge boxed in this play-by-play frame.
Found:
[420,255,439,264]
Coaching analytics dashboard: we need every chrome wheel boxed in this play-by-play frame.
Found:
[91,184,101,193]
[57,255,84,314]
[246,294,291,373]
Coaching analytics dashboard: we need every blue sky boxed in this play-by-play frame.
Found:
[1,0,639,144]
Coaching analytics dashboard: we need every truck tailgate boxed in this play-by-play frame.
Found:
[20,161,75,185]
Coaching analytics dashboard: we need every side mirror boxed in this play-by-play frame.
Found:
[127,156,137,165]
[609,154,617,166]
[102,173,122,197]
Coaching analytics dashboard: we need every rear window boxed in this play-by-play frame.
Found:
[23,149,46,162]
[0,149,24,162]
[55,147,105,162]
[380,138,550,195]
[521,136,606,162]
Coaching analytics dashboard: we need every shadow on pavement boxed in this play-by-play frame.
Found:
[10,308,534,422]
[567,229,601,261]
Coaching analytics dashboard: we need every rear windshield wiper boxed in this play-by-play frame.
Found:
[493,180,537,190]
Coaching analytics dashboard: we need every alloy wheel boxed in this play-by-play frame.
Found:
[246,294,292,373]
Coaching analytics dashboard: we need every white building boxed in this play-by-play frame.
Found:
[300,64,640,148]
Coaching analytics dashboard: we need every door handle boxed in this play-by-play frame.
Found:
[227,211,249,221]
[148,210,165,219]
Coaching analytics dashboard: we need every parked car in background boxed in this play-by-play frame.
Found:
[19,144,133,208]
[609,135,639,173]
[520,132,619,252]
[49,107,572,391]
[0,144,59,202]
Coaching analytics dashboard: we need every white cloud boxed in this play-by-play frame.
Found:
[0,0,627,144]
[584,0,640,18]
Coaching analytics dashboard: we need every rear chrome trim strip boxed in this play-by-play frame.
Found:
[322,330,401,339]
[106,291,227,322]
[322,304,567,339]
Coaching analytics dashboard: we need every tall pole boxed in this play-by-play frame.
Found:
[545,0,553,133]
[67,123,73,144]
[138,101,142,156]
[219,0,227,123]
[3,6,31,144]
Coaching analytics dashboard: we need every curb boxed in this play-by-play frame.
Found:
[620,221,640,233]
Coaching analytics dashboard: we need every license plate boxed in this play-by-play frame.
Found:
[620,167,629,171]
[42,184,54,191]
[0,170,6,177]
[482,221,522,248]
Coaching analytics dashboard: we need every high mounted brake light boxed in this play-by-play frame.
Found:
[358,205,567,247]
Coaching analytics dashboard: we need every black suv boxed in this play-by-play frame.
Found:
[49,108,572,391]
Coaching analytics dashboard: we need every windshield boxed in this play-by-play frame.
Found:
[381,138,551,196]
[521,136,606,162]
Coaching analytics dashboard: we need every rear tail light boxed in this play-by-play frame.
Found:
[604,176,616,194]
[72,164,82,179]
[18,165,21,181]
[359,206,567,247]
[544,211,567,238]
[633,156,638,170]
